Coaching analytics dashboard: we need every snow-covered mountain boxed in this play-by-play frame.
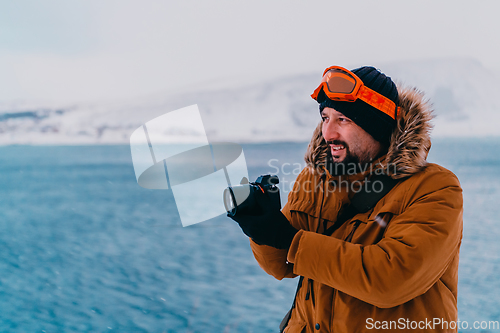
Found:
[0,58,498,145]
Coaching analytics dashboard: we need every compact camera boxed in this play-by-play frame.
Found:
[223,174,281,217]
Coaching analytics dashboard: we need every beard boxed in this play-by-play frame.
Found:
[325,140,377,176]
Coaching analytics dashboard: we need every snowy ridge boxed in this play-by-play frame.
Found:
[0,58,498,145]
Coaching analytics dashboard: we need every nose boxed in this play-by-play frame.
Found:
[322,120,340,142]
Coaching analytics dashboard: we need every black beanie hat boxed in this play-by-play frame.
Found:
[318,66,399,146]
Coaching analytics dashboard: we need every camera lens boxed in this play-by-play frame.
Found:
[223,183,253,217]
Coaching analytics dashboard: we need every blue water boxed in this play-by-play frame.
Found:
[0,139,498,332]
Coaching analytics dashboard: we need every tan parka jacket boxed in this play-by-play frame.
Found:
[250,87,463,333]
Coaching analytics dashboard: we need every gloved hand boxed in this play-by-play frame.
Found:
[228,189,298,249]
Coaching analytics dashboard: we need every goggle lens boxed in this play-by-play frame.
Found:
[323,69,356,94]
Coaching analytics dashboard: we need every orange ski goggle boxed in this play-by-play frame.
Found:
[311,66,401,120]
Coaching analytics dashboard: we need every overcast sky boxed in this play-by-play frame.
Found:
[0,0,498,104]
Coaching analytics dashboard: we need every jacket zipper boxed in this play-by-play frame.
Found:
[306,175,326,318]
[293,174,325,328]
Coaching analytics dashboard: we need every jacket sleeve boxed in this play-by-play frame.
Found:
[249,201,298,280]
[286,168,463,308]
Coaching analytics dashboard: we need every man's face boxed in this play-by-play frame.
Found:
[321,107,383,167]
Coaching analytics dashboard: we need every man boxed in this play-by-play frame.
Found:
[230,66,463,332]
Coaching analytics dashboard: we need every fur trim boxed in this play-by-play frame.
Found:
[304,122,327,174]
[304,85,434,179]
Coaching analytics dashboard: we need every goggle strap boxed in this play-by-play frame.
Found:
[357,86,398,120]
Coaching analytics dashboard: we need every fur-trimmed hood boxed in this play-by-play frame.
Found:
[304,86,434,179]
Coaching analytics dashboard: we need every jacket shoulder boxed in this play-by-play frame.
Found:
[372,163,462,217]
[387,163,462,212]
[406,163,461,190]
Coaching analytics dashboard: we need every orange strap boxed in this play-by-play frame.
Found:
[358,86,399,120]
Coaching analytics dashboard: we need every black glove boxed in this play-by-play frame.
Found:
[228,189,298,249]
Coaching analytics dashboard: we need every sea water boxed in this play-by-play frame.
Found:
[0,139,498,332]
